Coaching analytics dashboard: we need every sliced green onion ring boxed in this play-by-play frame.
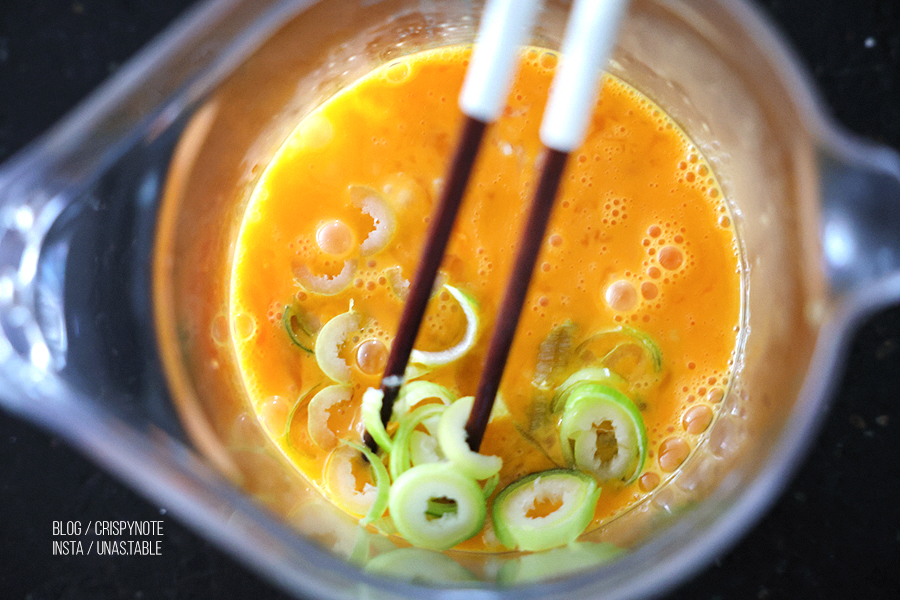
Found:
[497,541,623,584]
[532,321,577,391]
[389,403,446,481]
[410,285,479,367]
[294,259,358,296]
[284,384,322,446]
[283,303,318,352]
[393,380,456,418]
[350,185,396,256]
[409,430,442,467]
[363,547,475,583]
[481,472,500,499]
[388,462,487,551]
[491,469,600,552]
[308,385,352,450]
[346,441,390,526]
[404,361,434,381]
[575,325,662,381]
[437,396,502,480]
[559,382,648,483]
[361,387,393,453]
[314,306,361,384]
[384,265,410,301]
[324,445,380,519]
[551,367,627,413]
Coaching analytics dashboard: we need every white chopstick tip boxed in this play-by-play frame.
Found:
[459,0,543,122]
[540,0,631,152]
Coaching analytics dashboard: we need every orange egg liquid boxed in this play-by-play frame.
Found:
[230,46,741,551]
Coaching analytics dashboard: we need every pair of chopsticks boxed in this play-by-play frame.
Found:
[368,0,631,453]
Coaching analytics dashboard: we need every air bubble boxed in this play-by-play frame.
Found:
[683,405,713,434]
[605,279,638,312]
[539,52,558,70]
[233,313,256,341]
[658,246,683,270]
[658,437,690,472]
[639,472,660,492]
[211,315,229,345]
[316,220,353,255]
[356,339,388,375]
[640,282,658,300]
[259,396,289,437]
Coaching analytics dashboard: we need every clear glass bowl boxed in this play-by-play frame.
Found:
[1,1,899,599]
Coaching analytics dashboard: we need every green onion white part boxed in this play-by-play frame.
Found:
[324,445,380,519]
[558,382,647,483]
[552,366,626,412]
[350,185,396,256]
[388,462,487,551]
[283,303,316,352]
[437,396,503,480]
[314,306,360,384]
[294,259,358,295]
[283,384,320,442]
[410,285,480,367]
[346,442,390,526]
[497,541,623,584]
[392,380,456,419]
[307,385,352,450]
[364,547,475,583]
[409,430,443,466]
[389,403,446,481]
[361,387,393,452]
[492,469,600,552]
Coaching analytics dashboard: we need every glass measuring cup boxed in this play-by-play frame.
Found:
[0,0,896,596]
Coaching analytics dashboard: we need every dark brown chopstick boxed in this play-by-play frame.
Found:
[365,115,488,452]
[465,149,570,451]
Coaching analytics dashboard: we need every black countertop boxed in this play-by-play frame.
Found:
[1,1,898,598]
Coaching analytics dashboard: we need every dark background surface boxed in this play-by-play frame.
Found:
[1,0,898,598]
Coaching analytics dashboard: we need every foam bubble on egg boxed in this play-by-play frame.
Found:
[605,279,638,312]
[316,220,354,255]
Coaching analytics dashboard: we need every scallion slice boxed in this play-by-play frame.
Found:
[410,285,479,367]
[389,403,446,481]
[363,547,475,583]
[308,385,352,450]
[346,442,390,526]
[388,462,487,551]
[558,382,648,483]
[283,384,321,444]
[551,367,627,412]
[575,325,662,382]
[361,387,393,453]
[324,445,380,519]
[314,306,361,384]
[350,185,396,256]
[294,259,358,296]
[497,541,623,584]
[393,380,456,418]
[283,303,317,353]
[437,396,502,480]
[491,469,600,552]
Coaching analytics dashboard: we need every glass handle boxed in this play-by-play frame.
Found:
[0,183,67,405]
[820,137,900,302]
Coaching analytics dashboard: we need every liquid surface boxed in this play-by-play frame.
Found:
[230,46,741,551]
